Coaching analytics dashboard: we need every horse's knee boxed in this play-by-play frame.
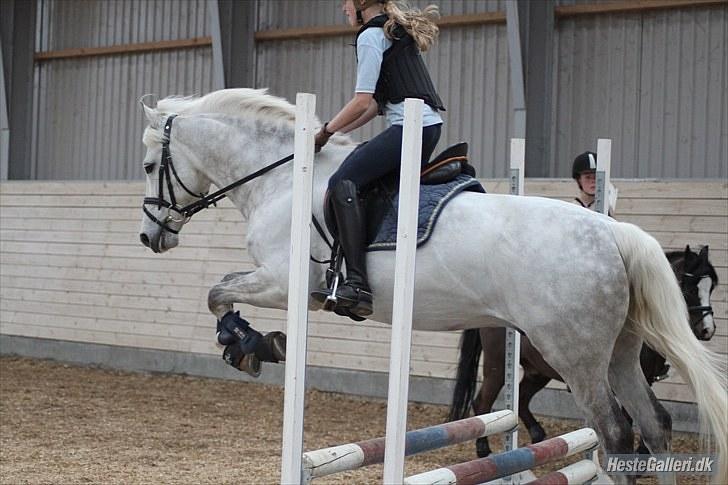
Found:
[208,284,232,317]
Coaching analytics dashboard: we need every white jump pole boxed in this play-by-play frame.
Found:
[503,138,524,456]
[280,93,316,485]
[595,138,611,215]
[382,98,424,484]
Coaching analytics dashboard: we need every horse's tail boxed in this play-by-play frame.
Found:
[610,222,727,483]
[448,328,482,422]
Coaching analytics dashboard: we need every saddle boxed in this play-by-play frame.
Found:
[323,142,476,244]
[420,142,475,184]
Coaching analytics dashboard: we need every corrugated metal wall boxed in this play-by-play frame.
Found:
[27,0,727,180]
[256,0,514,177]
[255,0,727,179]
[552,1,727,178]
[32,0,214,180]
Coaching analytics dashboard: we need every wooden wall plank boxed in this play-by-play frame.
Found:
[1,180,726,407]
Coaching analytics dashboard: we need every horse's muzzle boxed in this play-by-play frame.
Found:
[139,231,167,253]
[140,232,151,248]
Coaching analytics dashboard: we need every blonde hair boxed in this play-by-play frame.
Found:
[382,0,440,51]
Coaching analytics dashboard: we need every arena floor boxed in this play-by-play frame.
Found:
[0,356,708,484]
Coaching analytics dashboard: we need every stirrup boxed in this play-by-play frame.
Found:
[324,270,341,311]
[311,246,345,311]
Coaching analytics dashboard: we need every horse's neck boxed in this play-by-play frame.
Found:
[210,124,297,220]
[249,143,354,245]
[216,125,353,227]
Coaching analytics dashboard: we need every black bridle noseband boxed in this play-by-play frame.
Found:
[141,114,332,259]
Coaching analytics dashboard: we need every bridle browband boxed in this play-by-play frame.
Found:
[143,114,294,235]
[141,114,333,258]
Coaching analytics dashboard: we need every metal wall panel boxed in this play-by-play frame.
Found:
[32,0,214,180]
[257,0,504,31]
[28,0,726,180]
[38,0,209,50]
[551,11,642,178]
[552,2,727,178]
[637,6,727,179]
[34,50,214,180]
[256,0,514,177]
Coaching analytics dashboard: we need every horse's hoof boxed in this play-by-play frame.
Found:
[240,354,261,378]
[265,331,286,362]
[475,437,491,458]
[529,425,546,443]
[635,442,650,455]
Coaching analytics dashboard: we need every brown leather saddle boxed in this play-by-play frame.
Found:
[420,142,474,184]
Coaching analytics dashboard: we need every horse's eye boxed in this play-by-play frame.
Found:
[144,163,155,174]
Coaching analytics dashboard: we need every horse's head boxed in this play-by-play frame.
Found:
[138,101,212,253]
[679,245,718,340]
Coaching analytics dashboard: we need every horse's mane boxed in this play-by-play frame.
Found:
[145,88,352,146]
[157,88,300,126]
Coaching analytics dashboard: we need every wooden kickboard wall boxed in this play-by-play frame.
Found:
[1,179,726,404]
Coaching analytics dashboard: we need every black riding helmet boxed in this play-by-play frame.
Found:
[572,151,597,179]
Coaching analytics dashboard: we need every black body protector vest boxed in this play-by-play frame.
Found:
[355,15,445,114]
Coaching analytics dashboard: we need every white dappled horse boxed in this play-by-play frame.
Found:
[138,89,726,484]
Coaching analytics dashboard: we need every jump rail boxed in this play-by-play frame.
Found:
[529,459,599,485]
[403,428,599,485]
[302,410,517,483]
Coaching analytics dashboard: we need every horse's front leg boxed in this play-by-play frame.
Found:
[208,268,288,377]
[208,268,287,317]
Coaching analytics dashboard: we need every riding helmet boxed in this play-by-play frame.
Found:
[572,151,597,179]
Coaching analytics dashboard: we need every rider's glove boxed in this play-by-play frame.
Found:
[314,122,334,153]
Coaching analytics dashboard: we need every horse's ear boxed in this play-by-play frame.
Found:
[139,94,160,126]
[684,244,691,257]
[699,245,709,259]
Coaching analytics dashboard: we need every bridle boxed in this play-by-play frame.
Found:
[141,114,333,259]
[142,114,294,235]
[680,271,714,325]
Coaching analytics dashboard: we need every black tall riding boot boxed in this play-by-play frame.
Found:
[327,180,373,317]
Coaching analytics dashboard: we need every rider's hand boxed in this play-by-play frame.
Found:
[314,123,334,153]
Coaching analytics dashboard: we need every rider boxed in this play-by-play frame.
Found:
[571,150,616,216]
[572,151,598,209]
[313,0,444,317]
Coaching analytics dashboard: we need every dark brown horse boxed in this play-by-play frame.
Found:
[449,245,718,458]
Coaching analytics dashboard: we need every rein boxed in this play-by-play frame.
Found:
[142,114,333,257]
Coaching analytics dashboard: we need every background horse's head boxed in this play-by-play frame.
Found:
[672,245,718,340]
